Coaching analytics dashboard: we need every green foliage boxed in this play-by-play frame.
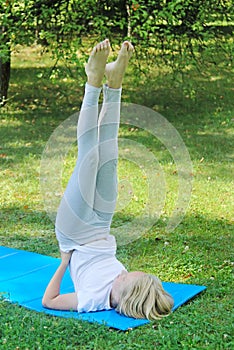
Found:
[127,0,233,70]
[1,0,233,65]
[0,1,233,103]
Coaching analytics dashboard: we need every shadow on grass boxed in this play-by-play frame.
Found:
[6,63,234,119]
[7,66,85,111]
[1,205,232,259]
[1,73,233,178]
[128,65,233,119]
[120,129,233,167]
[1,63,232,157]
[0,205,58,255]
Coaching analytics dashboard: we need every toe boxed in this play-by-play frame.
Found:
[129,43,134,52]
[95,44,100,52]
[124,41,134,52]
[104,39,110,51]
[123,41,129,49]
[120,42,129,55]
[104,38,109,46]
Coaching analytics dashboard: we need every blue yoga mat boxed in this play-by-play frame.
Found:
[0,246,206,330]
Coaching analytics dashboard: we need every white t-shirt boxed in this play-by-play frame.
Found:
[69,235,126,312]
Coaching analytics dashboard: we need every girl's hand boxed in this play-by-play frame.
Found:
[60,250,73,266]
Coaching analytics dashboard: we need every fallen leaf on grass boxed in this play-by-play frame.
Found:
[0,153,7,158]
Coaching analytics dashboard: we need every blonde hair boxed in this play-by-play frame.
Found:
[115,274,174,320]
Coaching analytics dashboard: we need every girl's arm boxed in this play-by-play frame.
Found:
[42,250,78,311]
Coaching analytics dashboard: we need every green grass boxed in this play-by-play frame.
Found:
[0,44,234,349]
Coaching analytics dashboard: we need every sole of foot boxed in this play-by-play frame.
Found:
[85,39,111,88]
[105,41,134,89]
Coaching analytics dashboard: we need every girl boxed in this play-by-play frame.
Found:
[42,39,173,320]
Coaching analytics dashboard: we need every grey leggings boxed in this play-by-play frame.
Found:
[55,83,122,251]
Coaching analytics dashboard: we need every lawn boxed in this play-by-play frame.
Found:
[0,44,233,349]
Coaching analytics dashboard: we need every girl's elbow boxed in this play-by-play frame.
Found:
[42,296,51,309]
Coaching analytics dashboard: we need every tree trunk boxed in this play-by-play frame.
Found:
[1,1,11,106]
[0,52,11,106]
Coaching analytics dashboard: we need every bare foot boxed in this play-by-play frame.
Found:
[85,39,110,87]
[105,41,134,89]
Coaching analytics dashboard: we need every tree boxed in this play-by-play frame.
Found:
[0,0,11,105]
[0,0,37,105]
[0,0,233,105]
